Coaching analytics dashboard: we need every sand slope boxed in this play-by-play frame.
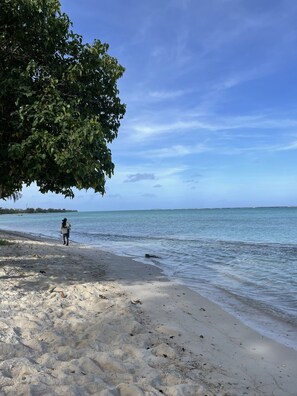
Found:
[0,231,296,396]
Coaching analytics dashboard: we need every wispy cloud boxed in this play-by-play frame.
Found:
[273,140,297,152]
[203,138,297,156]
[128,113,297,141]
[124,173,156,183]
[144,143,211,159]
[118,128,297,160]
[211,62,275,91]
[131,120,207,138]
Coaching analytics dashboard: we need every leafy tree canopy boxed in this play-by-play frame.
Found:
[0,0,126,199]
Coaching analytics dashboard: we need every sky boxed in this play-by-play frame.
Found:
[3,0,297,211]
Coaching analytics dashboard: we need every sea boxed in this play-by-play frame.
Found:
[1,207,297,350]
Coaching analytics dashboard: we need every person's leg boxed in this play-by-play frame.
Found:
[63,234,66,245]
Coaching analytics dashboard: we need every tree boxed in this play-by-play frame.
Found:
[0,0,126,199]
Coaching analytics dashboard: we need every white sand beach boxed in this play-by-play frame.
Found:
[0,230,296,396]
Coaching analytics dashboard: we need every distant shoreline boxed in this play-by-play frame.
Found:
[76,205,297,213]
[1,206,296,215]
[0,208,77,215]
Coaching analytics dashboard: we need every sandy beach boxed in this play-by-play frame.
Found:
[0,230,296,396]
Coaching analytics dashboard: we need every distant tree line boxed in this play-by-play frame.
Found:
[0,208,77,215]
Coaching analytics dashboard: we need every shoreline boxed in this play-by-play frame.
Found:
[0,230,297,395]
[1,207,297,354]
[3,226,297,353]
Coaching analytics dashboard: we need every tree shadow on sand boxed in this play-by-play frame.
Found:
[0,230,167,293]
[0,231,107,293]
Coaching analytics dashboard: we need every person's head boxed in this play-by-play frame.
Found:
[62,218,67,226]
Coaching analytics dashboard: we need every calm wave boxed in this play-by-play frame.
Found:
[1,207,297,349]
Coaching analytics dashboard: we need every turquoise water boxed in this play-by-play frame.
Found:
[1,207,297,349]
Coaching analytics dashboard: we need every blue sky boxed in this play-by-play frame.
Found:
[4,0,297,211]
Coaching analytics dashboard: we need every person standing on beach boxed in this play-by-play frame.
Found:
[61,218,71,246]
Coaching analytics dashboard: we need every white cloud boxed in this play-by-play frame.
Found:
[124,173,156,183]
[144,143,211,159]
[128,113,297,142]
[274,140,297,151]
